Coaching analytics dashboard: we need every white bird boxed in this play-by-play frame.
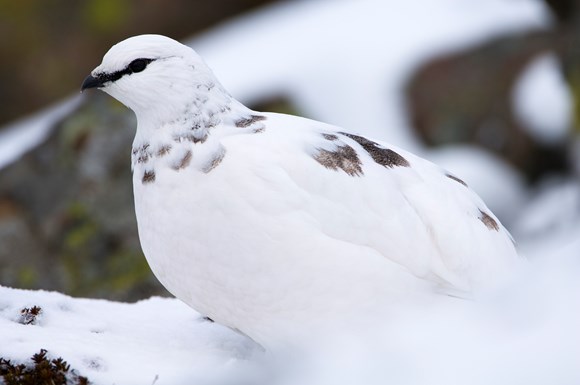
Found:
[82,34,520,347]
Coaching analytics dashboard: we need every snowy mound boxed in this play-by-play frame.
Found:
[2,248,580,385]
[0,288,260,384]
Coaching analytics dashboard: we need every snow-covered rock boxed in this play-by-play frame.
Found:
[512,54,573,145]
[0,96,82,169]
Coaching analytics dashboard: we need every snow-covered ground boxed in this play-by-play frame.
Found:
[0,288,262,384]
[2,247,580,385]
[1,0,579,384]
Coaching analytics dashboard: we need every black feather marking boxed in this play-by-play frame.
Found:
[340,132,410,168]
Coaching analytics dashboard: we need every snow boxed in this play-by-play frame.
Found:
[512,54,573,144]
[299,251,580,385]
[1,0,579,384]
[2,249,580,384]
[0,288,262,384]
[513,179,580,256]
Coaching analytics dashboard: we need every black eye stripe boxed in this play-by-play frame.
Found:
[95,58,154,84]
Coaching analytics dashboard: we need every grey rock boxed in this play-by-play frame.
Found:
[0,92,167,300]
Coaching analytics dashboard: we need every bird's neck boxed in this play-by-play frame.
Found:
[132,77,243,142]
[130,80,257,172]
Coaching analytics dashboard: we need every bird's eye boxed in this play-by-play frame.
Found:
[128,59,150,73]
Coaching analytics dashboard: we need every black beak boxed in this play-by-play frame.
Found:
[81,74,105,92]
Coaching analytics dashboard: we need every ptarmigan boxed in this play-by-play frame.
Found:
[82,34,520,347]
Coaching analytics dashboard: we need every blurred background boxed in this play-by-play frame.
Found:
[0,0,578,301]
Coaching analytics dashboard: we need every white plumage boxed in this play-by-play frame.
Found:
[82,34,520,347]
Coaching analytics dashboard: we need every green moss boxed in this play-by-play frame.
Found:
[60,202,101,295]
[17,267,38,288]
[65,222,99,250]
[57,201,160,299]
[82,0,128,32]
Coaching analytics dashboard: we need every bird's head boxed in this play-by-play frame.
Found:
[81,34,224,125]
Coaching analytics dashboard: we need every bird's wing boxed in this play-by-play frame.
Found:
[233,112,520,294]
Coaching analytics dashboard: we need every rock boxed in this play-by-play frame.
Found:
[0,93,167,300]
